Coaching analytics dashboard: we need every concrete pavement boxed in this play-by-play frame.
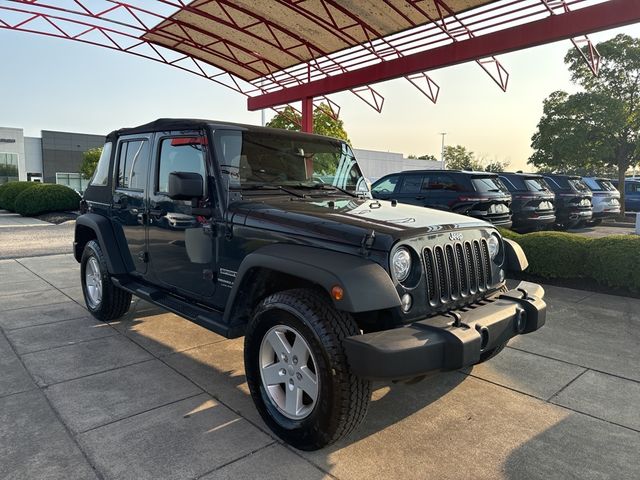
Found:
[0,254,638,479]
[0,211,74,259]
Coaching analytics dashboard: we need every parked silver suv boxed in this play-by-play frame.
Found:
[582,177,621,225]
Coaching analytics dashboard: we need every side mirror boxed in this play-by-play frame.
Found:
[168,172,203,200]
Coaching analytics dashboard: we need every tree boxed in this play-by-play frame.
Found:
[529,34,640,212]
[444,145,483,171]
[484,160,510,173]
[266,103,350,143]
[408,154,439,161]
[80,147,102,179]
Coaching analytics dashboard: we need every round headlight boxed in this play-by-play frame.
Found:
[391,248,411,283]
[487,234,501,260]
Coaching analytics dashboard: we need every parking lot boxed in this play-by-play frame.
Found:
[0,253,638,479]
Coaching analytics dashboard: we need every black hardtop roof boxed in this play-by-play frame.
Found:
[106,118,344,143]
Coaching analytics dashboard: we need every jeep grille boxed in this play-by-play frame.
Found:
[423,239,492,306]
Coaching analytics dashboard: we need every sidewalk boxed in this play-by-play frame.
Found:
[0,255,638,479]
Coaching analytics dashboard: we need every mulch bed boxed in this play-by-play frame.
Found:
[34,211,79,224]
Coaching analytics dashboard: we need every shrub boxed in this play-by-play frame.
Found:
[0,181,36,211]
[586,235,640,291]
[0,182,11,209]
[505,229,640,292]
[517,231,590,279]
[14,183,81,216]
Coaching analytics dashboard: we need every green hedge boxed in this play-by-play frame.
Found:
[0,182,11,209]
[14,183,81,216]
[0,181,36,211]
[499,228,640,292]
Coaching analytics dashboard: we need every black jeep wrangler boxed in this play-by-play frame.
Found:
[74,119,546,451]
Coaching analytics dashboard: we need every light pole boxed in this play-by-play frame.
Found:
[439,132,447,169]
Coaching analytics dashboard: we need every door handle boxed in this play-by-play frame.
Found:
[416,196,425,200]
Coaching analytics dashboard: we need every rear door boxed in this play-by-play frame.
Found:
[111,135,152,274]
[146,131,216,298]
[423,172,462,210]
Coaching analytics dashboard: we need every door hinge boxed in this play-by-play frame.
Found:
[138,251,149,263]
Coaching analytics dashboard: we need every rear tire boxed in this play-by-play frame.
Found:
[244,288,371,451]
[81,240,131,321]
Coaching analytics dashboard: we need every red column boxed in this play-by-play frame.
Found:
[301,97,313,133]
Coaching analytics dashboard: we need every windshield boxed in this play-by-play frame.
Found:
[471,176,508,193]
[214,129,368,193]
[524,177,549,192]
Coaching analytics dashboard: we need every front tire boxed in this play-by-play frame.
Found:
[81,240,131,321]
[244,288,371,451]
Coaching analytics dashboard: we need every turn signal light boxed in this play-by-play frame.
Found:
[331,285,344,301]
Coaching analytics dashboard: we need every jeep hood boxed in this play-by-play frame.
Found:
[229,195,490,251]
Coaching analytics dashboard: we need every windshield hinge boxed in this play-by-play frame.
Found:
[360,229,376,256]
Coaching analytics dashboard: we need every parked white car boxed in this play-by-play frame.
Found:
[582,177,621,224]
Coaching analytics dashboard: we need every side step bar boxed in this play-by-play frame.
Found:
[112,277,243,338]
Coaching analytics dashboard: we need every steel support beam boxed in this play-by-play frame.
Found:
[301,97,313,133]
[248,0,640,111]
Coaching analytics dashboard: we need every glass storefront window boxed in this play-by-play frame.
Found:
[56,172,89,193]
[0,152,19,184]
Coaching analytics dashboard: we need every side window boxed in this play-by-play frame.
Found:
[116,140,149,190]
[157,137,206,194]
[424,174,460,191]
[90,142,112,186]
[628,182,640,193]
[400,175,425,194]
[372,175,399,194]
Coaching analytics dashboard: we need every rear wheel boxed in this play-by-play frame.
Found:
[244,288,371,451]
[81,240,131,321]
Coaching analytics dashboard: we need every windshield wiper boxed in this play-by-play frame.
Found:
[240,185,306,198]
[294,183,359,198]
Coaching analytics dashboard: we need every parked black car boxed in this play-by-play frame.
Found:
[74,119,545,450]
[541,174,593,229]
[371,170,512,227]
[498,172,555,232]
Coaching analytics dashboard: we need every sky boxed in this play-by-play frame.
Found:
[1,22,640,172]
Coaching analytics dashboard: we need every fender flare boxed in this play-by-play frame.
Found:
[74,213,131,274]
[223,244,401,322]
[503,238,529,272]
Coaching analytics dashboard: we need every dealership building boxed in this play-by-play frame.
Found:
[0,126,105,190]
[0,125,439,190]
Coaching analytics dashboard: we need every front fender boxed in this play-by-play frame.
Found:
[74,213,132,274]
[503,238,529,272]
[224,244,401,317]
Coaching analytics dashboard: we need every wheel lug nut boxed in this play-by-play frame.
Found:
[296,372,302,381]
[279,368,286,376]
[292,356,298,365]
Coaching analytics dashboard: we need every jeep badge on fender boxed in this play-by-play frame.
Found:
[74,118,546,451]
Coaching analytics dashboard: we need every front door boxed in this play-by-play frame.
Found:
[111,135,152,274]
[147,132,216,298]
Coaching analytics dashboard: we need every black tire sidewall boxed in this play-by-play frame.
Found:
[245,296,344,449]
[80,240,109,315]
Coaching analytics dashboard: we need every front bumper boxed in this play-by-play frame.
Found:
[344,281,546,380]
